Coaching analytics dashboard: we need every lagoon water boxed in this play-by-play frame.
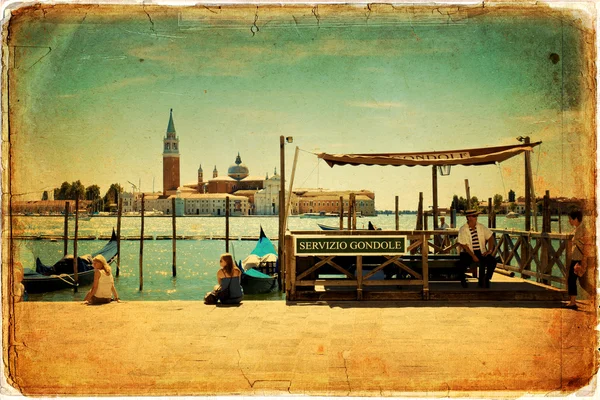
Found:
[13,214,570,301]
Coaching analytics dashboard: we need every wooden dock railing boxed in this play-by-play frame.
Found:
[285,229,572,300]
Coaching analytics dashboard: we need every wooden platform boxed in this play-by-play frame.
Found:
[293,274,567,302]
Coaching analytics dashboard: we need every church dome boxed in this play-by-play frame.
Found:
[228,152,249,181]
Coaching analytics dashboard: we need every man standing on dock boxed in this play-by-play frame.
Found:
[457,209,496,288]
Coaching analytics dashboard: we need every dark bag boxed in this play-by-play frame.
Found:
[215,285,230,301]
[204,291,218,305]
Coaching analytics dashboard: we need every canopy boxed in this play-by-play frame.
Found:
[318,142,541,168]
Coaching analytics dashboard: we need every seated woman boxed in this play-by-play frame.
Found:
[83,254,120,305]
[204,253,243,305]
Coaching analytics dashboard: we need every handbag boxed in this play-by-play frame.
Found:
[574,262,586,277]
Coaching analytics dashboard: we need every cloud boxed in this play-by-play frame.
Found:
[346,100,405,109]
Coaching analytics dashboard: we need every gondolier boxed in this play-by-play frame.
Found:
[457,209,496,288]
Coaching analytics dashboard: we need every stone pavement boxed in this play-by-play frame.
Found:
[4,300,598,397]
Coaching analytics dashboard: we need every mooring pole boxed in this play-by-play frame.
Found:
[73,197,79,293]
[347,195,352,231]
[63,201,70,257]
[416,192,424,230]
[395,196,399,231]
[488,198,493,229]
[351,193,357,230]
[339,196,344,230]
[139,193,145,291]
[225,196,230,253]
[464,179,471,210]
[172,197,177,277]
[116,198,122,277]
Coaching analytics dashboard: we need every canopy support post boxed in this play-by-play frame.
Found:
[432,166,438,230]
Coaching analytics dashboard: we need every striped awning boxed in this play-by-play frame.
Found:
[318,142,541,168]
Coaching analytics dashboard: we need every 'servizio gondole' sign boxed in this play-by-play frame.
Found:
[295,236,407,256]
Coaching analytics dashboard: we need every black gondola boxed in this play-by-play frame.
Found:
[23,229,118,293]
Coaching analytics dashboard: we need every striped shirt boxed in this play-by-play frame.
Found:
[470,227,480,251]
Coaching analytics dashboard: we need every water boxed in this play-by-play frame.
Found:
[12,215,572,301]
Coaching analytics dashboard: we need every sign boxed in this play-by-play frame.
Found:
[295,235,407,256]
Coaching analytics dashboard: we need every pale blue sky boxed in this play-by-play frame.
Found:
[8,5,594,209]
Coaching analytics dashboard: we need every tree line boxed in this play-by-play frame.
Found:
[42,181,124,212]
[452,189,517,213]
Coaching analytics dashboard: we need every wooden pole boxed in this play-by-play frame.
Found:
[139,194,145,291]
[464,179,471,210]
[278,136,285,292]
[63,201,69,257]
[395,196,399,230]
[284,146,299,233]
[351,193,357,230]
[416,192,423,230]
[356,255,363,300]
[488,198,493,228]
[558,202,562,233]
[73,197,79,293]
[225,196,230,253]
[542,190,551,233]
[339,196,344,230]
[524,137,531,231]
[172,197,177,277]
[116,198,122,277]
[522,137,531,278]
[450,199,456,228]
[347,195,352,231]
[432,166,439,229]
[422,233,429,299]
[541,190,550,284]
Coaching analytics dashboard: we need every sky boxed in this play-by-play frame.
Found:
[6,3,596,210]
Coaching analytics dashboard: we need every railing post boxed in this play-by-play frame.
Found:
[356,255,363,300]
[422,233,429,299]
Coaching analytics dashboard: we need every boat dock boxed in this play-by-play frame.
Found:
[6,300,596,397]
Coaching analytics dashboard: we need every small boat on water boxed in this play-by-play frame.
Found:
[506,212,520,219]
[300,211,339,218]
[317,221,381,231]
[237,227,278,294]
[23,229,118,293]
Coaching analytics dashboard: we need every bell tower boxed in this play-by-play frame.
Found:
[162,109,180,194]
[197,164,204,192]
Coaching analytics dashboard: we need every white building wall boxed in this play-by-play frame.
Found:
[255,177,280,215]
[184,196,249,216]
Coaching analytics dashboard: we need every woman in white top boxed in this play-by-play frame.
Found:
[84,254,120,305]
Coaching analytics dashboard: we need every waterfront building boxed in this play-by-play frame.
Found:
[183,193,249,216]
[121,192,135,213]
[162,109,180,195]
[12,200,92,215]
[294,189,376,216]
[254,170,282,215]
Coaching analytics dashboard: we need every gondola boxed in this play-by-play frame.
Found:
[237,226,278,294]
[23,229,118,293]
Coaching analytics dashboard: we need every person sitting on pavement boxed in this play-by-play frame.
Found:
[83,254,120,305]
[204,253,243,305]
[457,209,496,288]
